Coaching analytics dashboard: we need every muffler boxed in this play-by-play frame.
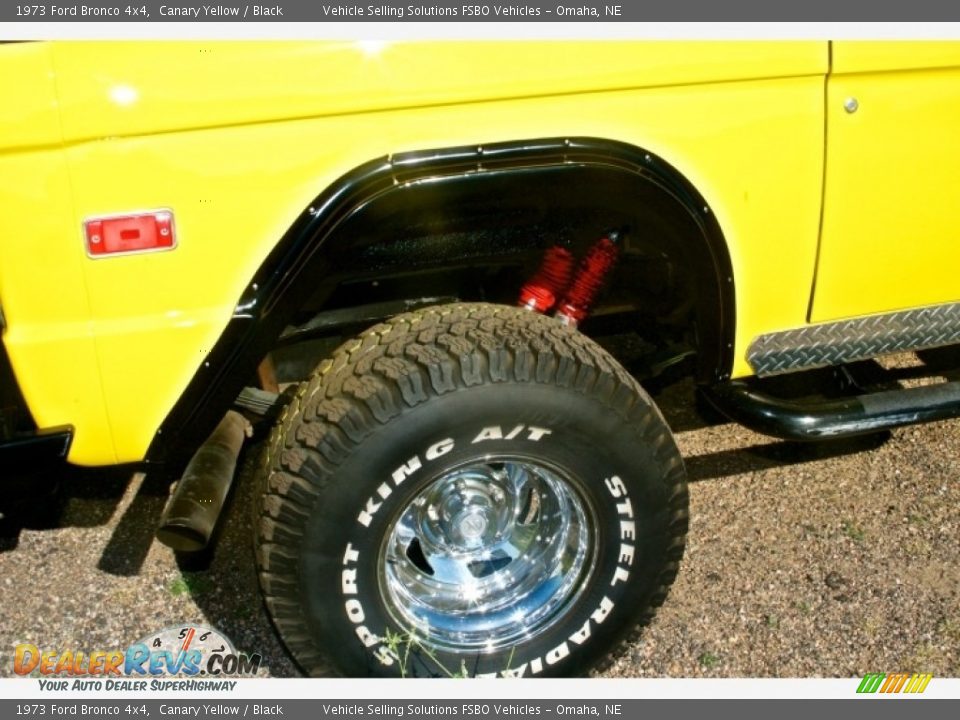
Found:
[156,410,251,552]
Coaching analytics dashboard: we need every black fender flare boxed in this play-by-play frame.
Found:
[146,137,735,464]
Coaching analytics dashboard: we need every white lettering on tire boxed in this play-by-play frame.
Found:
[472,425,553,443]
[342,429,643,676]
[345,599,365,623]
[425,438,455,460]
[355,428,555,527]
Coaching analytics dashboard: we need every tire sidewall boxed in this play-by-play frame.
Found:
[298,381,678,677]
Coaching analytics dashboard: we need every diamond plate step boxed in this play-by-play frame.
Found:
[748,301,960,377]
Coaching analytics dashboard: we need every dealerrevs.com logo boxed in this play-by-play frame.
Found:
[14,625,262,690]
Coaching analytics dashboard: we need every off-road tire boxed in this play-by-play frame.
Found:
[254,303,688,677]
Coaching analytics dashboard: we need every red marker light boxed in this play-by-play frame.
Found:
[84,210,176,257]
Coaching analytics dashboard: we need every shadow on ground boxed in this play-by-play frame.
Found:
[2,367,918,677]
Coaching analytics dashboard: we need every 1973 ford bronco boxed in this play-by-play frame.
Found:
[2,41,959,677]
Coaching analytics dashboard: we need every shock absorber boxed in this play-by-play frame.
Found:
[554,230,623,327]
[517,244,576,313]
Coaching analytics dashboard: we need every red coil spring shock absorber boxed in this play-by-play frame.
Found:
[518,245,576,313]
[554,230,622,327]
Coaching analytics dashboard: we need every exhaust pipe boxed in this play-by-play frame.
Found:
[156,410,250,552]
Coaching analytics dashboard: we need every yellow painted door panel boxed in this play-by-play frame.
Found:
[0,151,116,465]
[50,41,825,142]
[811,42,960,322]
[66,77,825,462]
[1,42,828,464]
[0,43,61,151]
[833,41,960,74]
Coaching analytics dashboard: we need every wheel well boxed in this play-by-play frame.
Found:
[147,137,734,464]
[275,152,733,388]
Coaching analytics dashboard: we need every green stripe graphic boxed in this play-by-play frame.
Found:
[857,673,886,693]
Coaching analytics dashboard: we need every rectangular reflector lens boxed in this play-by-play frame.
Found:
[84,210,175,257]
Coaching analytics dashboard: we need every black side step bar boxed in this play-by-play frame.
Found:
[705,379,960,441]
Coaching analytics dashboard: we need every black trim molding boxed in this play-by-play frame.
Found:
[0,426,73,472]
[1,327,36,440]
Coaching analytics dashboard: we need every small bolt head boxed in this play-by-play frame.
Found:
[844,97,859,113]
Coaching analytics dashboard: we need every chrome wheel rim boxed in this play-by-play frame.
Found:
[380,457,595,654]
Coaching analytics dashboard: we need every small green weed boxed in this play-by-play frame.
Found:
[841,520,865,543]
[168,573,214,597]
[382,628,515,678]
[698,651,720,669]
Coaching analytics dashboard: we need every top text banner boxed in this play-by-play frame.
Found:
[6,1,960,22]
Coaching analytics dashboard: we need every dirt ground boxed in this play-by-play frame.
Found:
[1,359,958,679]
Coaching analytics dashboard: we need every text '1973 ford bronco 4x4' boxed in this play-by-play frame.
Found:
[1,40,959,677]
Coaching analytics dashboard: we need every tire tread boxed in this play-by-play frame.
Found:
[253,303,688,677]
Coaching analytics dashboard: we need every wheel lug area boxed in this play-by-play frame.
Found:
[418,474,517,550]
[383,458,592,655]
[455,509,489,545]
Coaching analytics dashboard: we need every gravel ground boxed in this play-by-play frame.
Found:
[1,354,958,679]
